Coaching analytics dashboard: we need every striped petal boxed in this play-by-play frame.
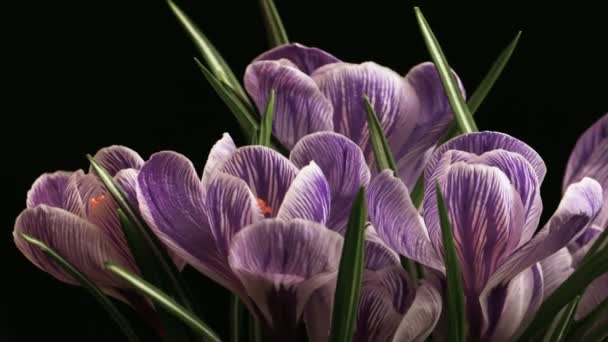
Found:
[14,205,136,289]
[424,163,525,293]
[391,280,443,342]
[391,62,463,189]
[253,43,340,75]
[277,162,331,224]
[221,146,298,218]
[89,145,144,176]
[355,286,403,342]
[290,132,371,233]
[228,219,342,336]
[311,62,417,165]
[137,151,243,294]
[244,60,333,149]
[201,133,237,186]
[26,171,72,209]
[368,170,443,271]
[484,177,603,297]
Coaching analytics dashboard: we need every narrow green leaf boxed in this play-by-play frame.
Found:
[414,7,477,134]
[194,58,259,140]
[106,263,222,342]
[410,176,425,208]
[363,95,398,174]
[542,296,581,342]
[258,0,289,47]
[166,0,250,103]
[230,295,244,342]
[435,182,467,342]
[517,249,608,341]
[258,89,276,147]
[87,156,194,312]
[18,233,141,342]
[329,187,367,342]
[249,316,263,342]
[441,31,522,142]
[118,210,193,342]
[569,298,608,340]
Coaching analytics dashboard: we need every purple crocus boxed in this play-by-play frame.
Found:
[367,131,603,341]
[13,146,145,300]
[135,132,369,338]
[541,112,608,321]
[244,43,463,189]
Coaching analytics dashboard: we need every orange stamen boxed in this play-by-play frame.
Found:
[89,195,106,208]
[256,198,273,216]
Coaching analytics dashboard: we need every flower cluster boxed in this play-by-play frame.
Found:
[13,41,608,342]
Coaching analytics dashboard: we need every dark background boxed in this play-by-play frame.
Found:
[4,0,607,341]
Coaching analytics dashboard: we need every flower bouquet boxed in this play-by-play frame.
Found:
[12,1,607,341]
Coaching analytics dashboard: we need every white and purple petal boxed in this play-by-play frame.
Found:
[26,171,72,209]
[89,145,144,176]
[201,133,237,186]
[277,162,331,224]
[291,132,371,233]
[252,43,341,75]
[391,280,443,342]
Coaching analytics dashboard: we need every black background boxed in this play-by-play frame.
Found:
[4,0,607,341]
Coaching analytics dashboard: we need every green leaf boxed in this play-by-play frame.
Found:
[414,7,478,134]
[542,296,581,342]
[410,176,425,208]
[517,249,608,341]
[194,58,259,140]
[87,156,194,311]
[230,295,244,342]
[329,187,367,342]
[18,233,141,342]
[435,182,467,342]
[166,0,250,104]
[258,89,276,147]
[258,0,289,47]
[118,210,193,342]
[363,95,398,174]
[441,31,522,142]
[106,263,222,342]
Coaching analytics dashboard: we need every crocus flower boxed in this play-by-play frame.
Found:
[244,43,463,189]
[13,146,145,300]
[367,131,603,341]
[541,112,608,321]
[136,132,369,338]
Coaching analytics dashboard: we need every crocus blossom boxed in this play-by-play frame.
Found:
[244,43,463,189]
[13,146,145,300]
[541,112,608,320]
[368,131,603,341]
[136,132,369,338]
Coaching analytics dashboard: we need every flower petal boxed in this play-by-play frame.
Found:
[426,131,546,186]
[291,132,371,233]
[228,219,343,332]
[14,205,136,288]
[244,60,334,149]
[364,226,401,271]
[540,247,575,299]
[277,162,330,224]
[253,43,341,75]
[564,114,608,228]
[391,280,443,342]
[368,170,443,271]
[424,163,525,292]
[484,263,543,341]
[205,172,264,256]
[26,171,72,209]
[114,168,139,207]
[89,145,144,176]
[577,273,608,319]
[355,286,402,342]
[137,151,243,294]
[484,177,603,296]
[391,62,463,188]
[221,146,298,218]
[311,62,417,164]
[201,133,237,186]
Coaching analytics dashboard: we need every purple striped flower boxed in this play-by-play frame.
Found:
[244,43,463,189]
[368,131,603,341]
[135,132,369,338]
[541,112,608,321]
[13,146,145,301]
